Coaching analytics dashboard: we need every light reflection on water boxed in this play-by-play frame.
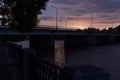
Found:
[55,40,65,67]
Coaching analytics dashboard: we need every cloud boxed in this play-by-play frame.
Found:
[39,16,55,21]
[49,0,79,5]
[40,0,120,29]
[49,0,120,15]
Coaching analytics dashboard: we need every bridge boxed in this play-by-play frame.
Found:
[0,29,119,80]
[0,29,120,50]
[0,29,120,55]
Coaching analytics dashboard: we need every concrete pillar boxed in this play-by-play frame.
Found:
[54,40,65,67]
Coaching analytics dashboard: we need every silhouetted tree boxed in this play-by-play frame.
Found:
[85,27,100,32]
[0,0,49,32]
[114,25,120,33]
[1,17,7,25]
[107,27,114,33]
[0,0,9,26]
[101,28,107,32]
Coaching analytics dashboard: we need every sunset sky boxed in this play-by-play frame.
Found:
[39,0,120,30]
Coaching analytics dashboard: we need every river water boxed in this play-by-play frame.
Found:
[41,41,120,80]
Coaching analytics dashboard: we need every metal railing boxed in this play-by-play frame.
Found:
[22,49,68,80]
[29,54,62,80]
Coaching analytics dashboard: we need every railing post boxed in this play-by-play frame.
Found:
[22,49,30,80]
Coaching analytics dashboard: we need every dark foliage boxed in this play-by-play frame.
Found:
[0,0,49,32]
[84,27,100,32]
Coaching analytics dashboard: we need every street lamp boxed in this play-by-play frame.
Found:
[65,16,69,30]
[51,5,58,30]
[91,13,94,28]
[111,19,114,28]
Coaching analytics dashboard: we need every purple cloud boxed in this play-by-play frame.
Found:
[40,0,120,29]
[49,0,120,15]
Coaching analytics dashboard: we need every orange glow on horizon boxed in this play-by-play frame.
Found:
[39,17,120,30]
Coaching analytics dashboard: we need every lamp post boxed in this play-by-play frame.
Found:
[52,6,58,30]
[91,13,93,28]
[111,19,113,28]
[65,16,69,30]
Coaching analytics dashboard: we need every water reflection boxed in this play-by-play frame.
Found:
[55,40,65,67]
